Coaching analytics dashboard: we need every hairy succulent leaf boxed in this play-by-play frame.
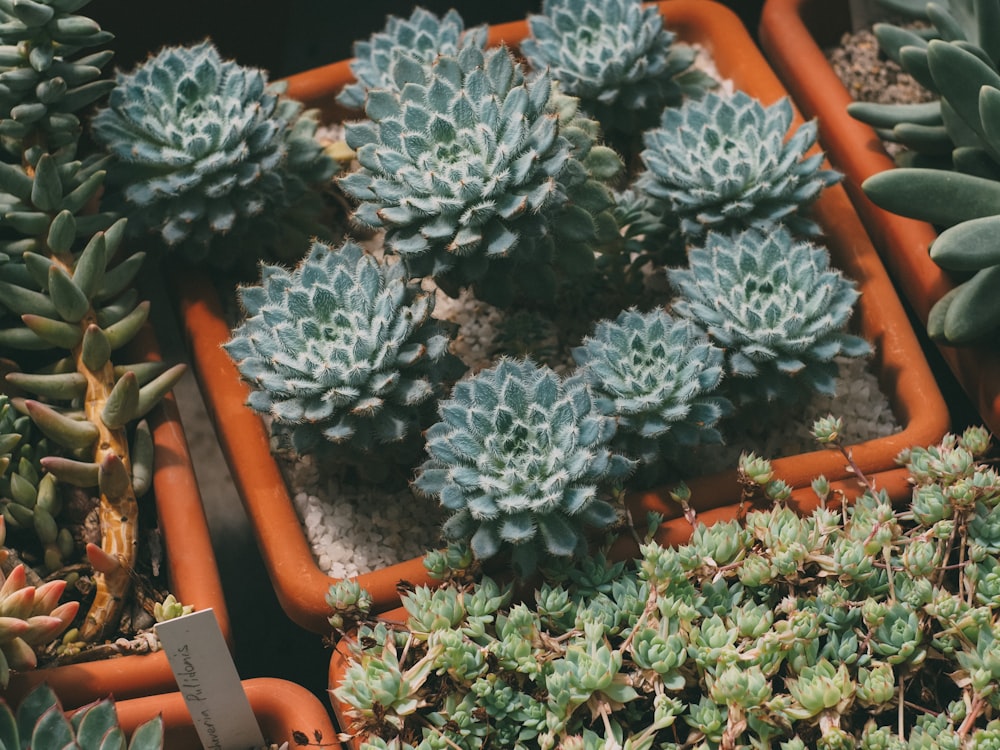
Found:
[520,0,713,135]
[90,40,338,267]
[637,90,840,241]
[668,227,870,409]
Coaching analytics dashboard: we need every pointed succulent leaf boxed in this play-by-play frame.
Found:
[80,323,111,370]
[130,419,153,497]
[39,455,98,487]
[20,313,82,348]
[4,370,86,400]
[134,363,186,419]
[23,399,97,450]
[101,371,139,429]
[47,263,89,322]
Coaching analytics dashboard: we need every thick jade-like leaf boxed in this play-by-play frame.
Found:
[928,40,1000,144]
[929,265,1000,343]
[847,100,941,129]
[930,215,1000,270]
[862,168,1000,225]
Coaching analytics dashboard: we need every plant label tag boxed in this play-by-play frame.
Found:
[155,608,266,750]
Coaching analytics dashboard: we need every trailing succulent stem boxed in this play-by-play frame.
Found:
[0,208,185,642]
[520,0,714,137]
[339,44,622,308]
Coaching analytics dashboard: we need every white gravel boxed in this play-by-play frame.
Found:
[273,47,902,579]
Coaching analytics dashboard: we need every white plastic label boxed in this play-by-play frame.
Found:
[155,608,266,750]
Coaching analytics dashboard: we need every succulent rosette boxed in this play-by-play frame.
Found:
[668,227,870,409]
[336,7,487,110]
[339,44,622,306]
[412,358,635,572]
[91,40,337,267]
[572,308,731,470]
[637,90,841,241]
[224,239,464,463]
[520,0,711,135]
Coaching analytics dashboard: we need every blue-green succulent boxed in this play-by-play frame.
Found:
[0,683,163,749]
[412,358,635,573]
[519,0,713,136]
[90,40,338,268]
[572,308,730,473]
[224,239,464,466]
[637,90,840,242]
[336,7,487,111]
[668,227,870,409]
[338,44,622,307]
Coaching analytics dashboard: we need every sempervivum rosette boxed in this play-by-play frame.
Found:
[336,7,487,110]
[413,358,635,573]
[668,227,871,409]
[637,90,840,242]
[224,239,464,466]
[339,44,622,307]
[573,308,731,471]
[520,0,710,135]
[91,41,337,267]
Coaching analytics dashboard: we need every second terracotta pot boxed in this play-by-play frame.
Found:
[758,0,1000,435]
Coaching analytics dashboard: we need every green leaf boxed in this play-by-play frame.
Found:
[30,154,63,212]
[940,265,1000,343]
[862,168,1000,226]
[48,263,90,322]
[101,371,139,429]
[930,215,1000,270]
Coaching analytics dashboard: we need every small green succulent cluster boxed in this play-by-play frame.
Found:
[337,7,487,111]
[0,0,114,156]
[519,0,712,136]
[225,239,464,468]
[334,423,1000,749]
[572,308,731,472]
[338,43,622,307]
[90,40,338,268]
[412,358,634,573]
[855,27,1000,345]
[668,227,871,410]
[0,682,163,749]
[637,90,841,244]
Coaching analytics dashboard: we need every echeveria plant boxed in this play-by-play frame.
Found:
[336,7,487,110]
[224,239,464,467]
[668,226,871,409]
[520,0,711,136]
[412,357,635,573]
[637,90,840,242]
[90,40,338,267]
[572,308,730,474]
[338,44,622,307]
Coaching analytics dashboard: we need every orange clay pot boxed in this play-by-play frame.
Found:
[1,323,230,709]
[758,0,1000,436]
[171,0,949,635]
[112,677,340,750]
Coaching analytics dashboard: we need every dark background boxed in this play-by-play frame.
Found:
[88,1,766,80]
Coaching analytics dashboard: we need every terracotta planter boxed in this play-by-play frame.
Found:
[758,0,1000,435]
[113,677,340,749]
[0,323,230,709]
[171,0,949,635]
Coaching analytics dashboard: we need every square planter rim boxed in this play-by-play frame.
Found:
[170,0,949,635]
